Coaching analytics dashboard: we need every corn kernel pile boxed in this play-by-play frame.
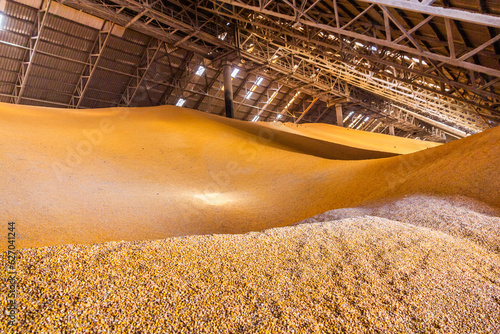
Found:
[2,214,499,332]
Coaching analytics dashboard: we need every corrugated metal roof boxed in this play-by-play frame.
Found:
[0,44,25,61]
[100,49,141,70]
[24,75,75,94]
[33,52,83,74]
[0,0,494,139]
[21,98,66,108]
[0,96,11,103]
[23,86,72,104]
[42,27,94,54]
[83,88,122,102]
[44,14,98,41]
[0,69,17,84]
[4,0,37,22]
[120,29,150,46]
[107,36,146,57]
[0,82,15,94]
[2,13,34,36]
[0,56,21,72]
[0,29,29,46]
[29,64,80,85]
[87,70,129,90]
[37,40,89,63]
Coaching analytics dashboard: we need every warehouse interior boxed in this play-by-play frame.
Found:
[1,0,500,332]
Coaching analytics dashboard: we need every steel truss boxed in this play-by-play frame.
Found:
[70,21,114,108]
[13,0,52,104]
[48,0,500,138]
[119,38,163,106]
[205,0,500,134]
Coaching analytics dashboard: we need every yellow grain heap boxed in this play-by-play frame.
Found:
[1,208,499,332]
[0,102,499,332]
[0,102,498,249]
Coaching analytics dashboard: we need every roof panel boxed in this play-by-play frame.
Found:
[0,82,14,94]
[100,49,140,70]
[4,1,37,22]
[0,29,30,46]
[0,56,21,72]
[88,69,129,90]
[107,36,145,57]
[23,86,71,104]
[33,52,83,73]
[0,44,25,60]
[120,28,150,46]
[20,98,66,108]
[42,27,95,53]
[29,64,80,85]
[0,69,17,84]
[44,14,97,41]
[37,40,89,63]
[2,13,34,36]
[24,75,75,94]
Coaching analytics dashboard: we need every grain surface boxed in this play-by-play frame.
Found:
[0,102,498,249]
[1,203,500,332]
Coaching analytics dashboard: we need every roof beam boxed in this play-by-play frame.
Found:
[314,106,333,123]
[194,67,223,110]
[14,0,52,104]
[294,97,319,123]
[70,22,114,108]
[263,86,292,121]
[231,73,252,115]
[242,80,275,120]
[118,38,162,107]
[215,0,500,78]
[158,52,194,105]
[211,11,498,110]
[58,0,214,56]
[239,34,485,132]
[358,0,500,28]
[256,83,283,119]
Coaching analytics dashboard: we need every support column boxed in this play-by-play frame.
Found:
[222,61,234,118]
[335,104,343,127]
[389,124,395,135]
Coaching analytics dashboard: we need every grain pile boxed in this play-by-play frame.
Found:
[1,102,500,332]
[1,203,499,332]
[297,195,500,253]
[262,121,441,154]
[0,102,499,249]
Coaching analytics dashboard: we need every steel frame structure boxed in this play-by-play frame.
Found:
[2,0,498,140]
[13,0,52,104]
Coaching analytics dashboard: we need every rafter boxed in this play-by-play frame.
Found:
[215,0,500,78]
[14,0,52,104]
[194,67,223,110]
[294,97,319,123]
[6,0,497,139]
[358,0,500,28]
[242,80,275,120]
[262,86,292,121]
[229,73,253,115]
[238,30,486,132]
[158,52,194,105]
[118,38,163,107]
[70,21,114,108]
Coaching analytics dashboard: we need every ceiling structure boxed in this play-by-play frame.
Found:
[0,0,499,142]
